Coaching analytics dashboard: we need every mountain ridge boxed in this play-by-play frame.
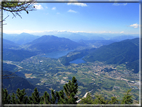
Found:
[83,38,139,73]
[3,38,19,49]
[3,33,40,45]
[26,35,84,53]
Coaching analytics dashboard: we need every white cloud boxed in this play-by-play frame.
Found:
[130,23,139,28]
[34,4,43,10]
[113,3,127,6]
[113,3,120,6]
[120,31,124,33]
[58,30,107,34]
[3,29,44,34]
[52,7,56,10]
[68,9,77,13]
[67,3,87,7]
[123,3,127,6]
[3,30,138,35]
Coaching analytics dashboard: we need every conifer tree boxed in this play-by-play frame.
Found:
[16,88,28,104]
[2,77,135,105]
[28,96,33,104]
[63,76,78,104]
[30,87,40,104]
[109,96,120,104]
[2,88,11,104]
[50,90,56,104]
[56,90,66,104]
[40,91,50,104]
[80,93,94,104]
[11,93,17,104]
[121,89,133,104]
[23,96,29,104]
[93,94,107,104]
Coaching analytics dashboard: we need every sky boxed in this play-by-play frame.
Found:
[3,2,140,36]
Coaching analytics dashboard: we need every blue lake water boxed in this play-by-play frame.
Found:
[41,50,86,64]
[70,57,86,64]
[41,50,74,59]
[70,58,86,64]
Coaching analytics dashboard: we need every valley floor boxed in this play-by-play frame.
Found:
[3,55,140,103]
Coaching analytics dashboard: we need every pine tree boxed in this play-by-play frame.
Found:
[11,93,17,104]
[30,87,40,104]
[28,96,33,104]
[50,90,56,104]
[63,76,78,104]
[40,91,50,104]
[93,94,107,104]
[121,89,133,104]
[2,77,135,105]
[80,93,94,104]
[56,90,66,104]
[108,96,120,104]
[2,88,11,104]
[44,91,50,104]
[16,88,28,104]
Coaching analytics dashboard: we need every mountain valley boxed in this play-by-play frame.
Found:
[2,34,140,103]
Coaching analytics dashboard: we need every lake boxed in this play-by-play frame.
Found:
[41,50,86,64]
[70,58,86,64]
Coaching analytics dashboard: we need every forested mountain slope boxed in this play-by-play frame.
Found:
[83,38,139,73]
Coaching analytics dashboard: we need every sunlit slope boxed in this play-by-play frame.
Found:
[84,38,139,73]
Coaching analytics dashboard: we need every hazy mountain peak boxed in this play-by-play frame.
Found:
[41,35,58,38]
[27,35,82,53]
[3,33,40,45]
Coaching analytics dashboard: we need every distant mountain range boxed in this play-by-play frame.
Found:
[3,35,85,61]
[3,33,139,44]
[2,33,139,73]
[56,33,105,41]
[78,40,116,48]
[26,35,84,53]
[83,38,139,73]
[3,39,19,49]
[3,33,40,45]
[110,35,139,42]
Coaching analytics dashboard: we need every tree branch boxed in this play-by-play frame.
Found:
[1,0,36,18]
[3,68,23,79]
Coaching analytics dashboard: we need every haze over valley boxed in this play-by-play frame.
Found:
[2,2,140,104]
[3,33,140,103]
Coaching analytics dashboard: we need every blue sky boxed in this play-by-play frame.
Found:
[3,2,140,35]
